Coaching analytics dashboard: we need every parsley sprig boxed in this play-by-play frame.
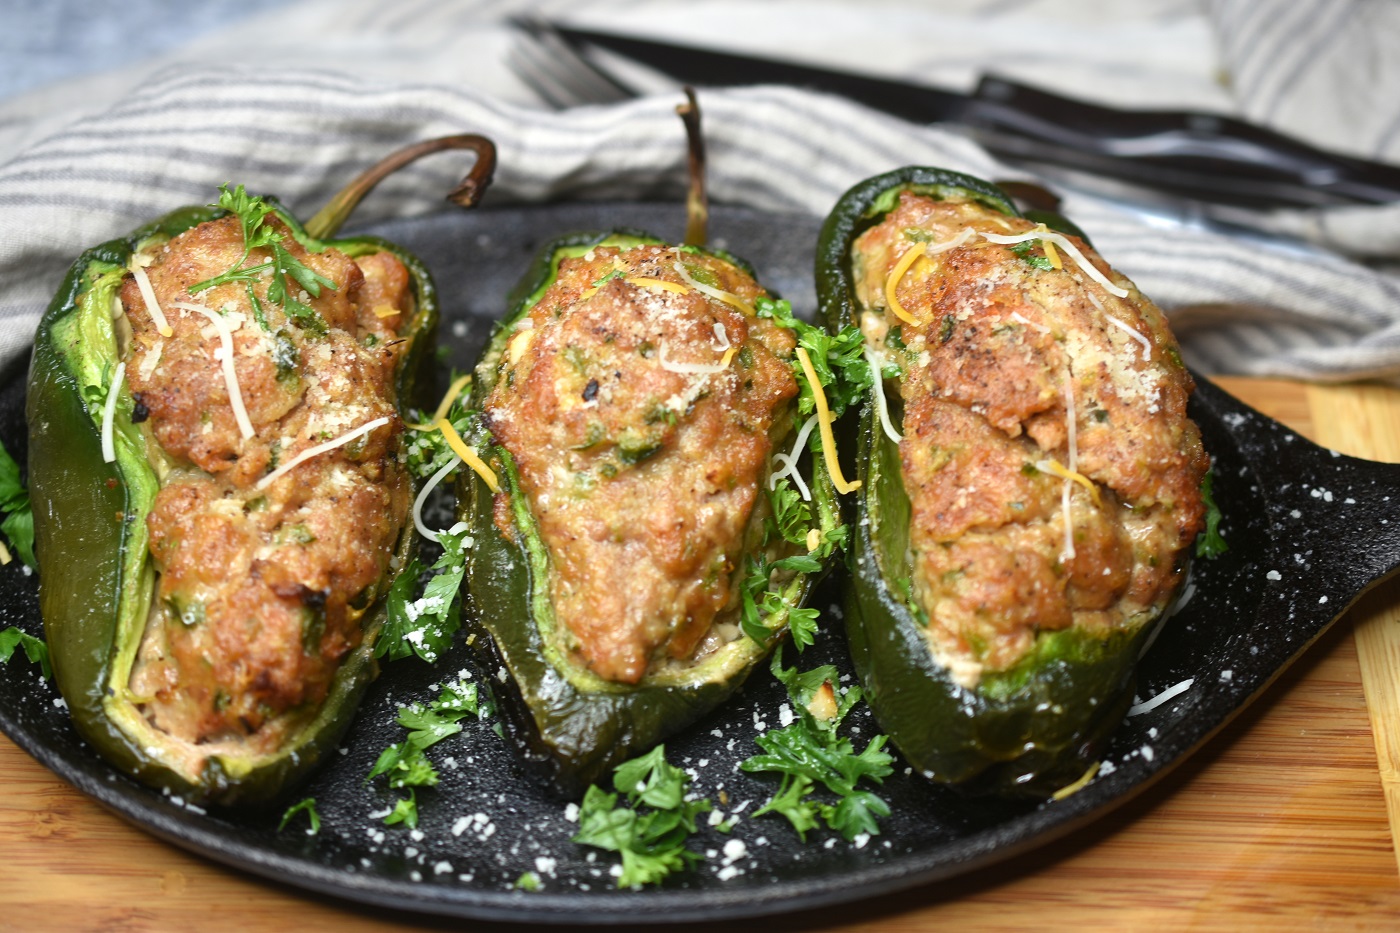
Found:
[572,745,710,888]
[0,439,34,569]
[367,678,488,828]
[189,184,335,335]
[741,649,894,841]
[1196,469,1228,558]
[278,797,321,834]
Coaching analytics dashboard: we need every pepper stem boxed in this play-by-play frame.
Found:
[677,88,708,248]
[304,134,497,241]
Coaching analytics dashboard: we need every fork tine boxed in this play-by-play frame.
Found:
[508,17,637,109]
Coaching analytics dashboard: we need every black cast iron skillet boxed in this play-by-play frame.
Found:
[1,202,1396,925]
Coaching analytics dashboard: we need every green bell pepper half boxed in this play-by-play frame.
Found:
[27,199,437,807]
[460,230,842,798]
[817,166,1180,796]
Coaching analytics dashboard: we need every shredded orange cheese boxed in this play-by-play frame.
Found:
[980,229,1129,298]
[1051,761,1101,801]
[437,417,499,493]
[883,242,926,325]
[372,304,401,319]
[795,347,859,495]
[1037,458,1103,509]
[673,260,755,316]
[626,276,688,295]
[408,372,474,431]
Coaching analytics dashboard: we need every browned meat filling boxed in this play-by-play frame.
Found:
[852,192,1207,684]
[484,244,797,685]
[121,215,411,751]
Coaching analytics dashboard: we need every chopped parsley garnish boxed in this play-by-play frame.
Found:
[0,438,35,569]
[755,296,870,420]
[741,649,894,841]
[1195,469,1228,558]
[189,184,335,335]
[278,797,321,834]
[737,550,823,651]
[572,745,710,888]
[0,627,50,680]
[368,677,488,827]
[1009,239,1055,271]
[378,525,469,664]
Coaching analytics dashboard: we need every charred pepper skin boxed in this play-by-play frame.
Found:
[460,230,841,799]
[28,199,437,808]
[817,166,1189,797]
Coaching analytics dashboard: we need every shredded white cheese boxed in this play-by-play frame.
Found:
[712,323,731,352]
[413,454,462,543]
[255,416,390,491]
[131,266,174,337]
[138,342,163,379]
[658,340,729,375]
[1126,678,1195,716]
[769,414,820,501]
[672,258,755,316]
[1059,476,1075,562]
[1104,313,1153,362]
[1009,310,1049,334]
[980,229,1129,298]
[862,345,902,444]
[171,301,254,439]
[101,361,125,463]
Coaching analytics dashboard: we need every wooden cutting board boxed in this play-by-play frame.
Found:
[1,376,1396,930]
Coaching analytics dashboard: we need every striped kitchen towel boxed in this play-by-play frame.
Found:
[1,0,1398,381]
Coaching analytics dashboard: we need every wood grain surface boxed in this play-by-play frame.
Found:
[1,376,1397,931]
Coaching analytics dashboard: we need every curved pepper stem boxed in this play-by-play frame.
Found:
[676,88,708,248]
[304,134,497,241]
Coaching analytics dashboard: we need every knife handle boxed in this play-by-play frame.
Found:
[968,76,1400,206]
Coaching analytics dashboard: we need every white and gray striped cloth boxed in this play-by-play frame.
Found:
[3,0,1399,381]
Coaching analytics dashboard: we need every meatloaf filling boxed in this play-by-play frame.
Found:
[483,244,798,685]
[120,215,411,754]
[851,192,1207,686]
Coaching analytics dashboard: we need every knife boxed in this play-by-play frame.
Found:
[544,22,1400,211]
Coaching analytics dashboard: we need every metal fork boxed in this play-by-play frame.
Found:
[506,18,676,109]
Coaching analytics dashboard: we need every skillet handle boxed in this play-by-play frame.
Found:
[1194,376,1400,603]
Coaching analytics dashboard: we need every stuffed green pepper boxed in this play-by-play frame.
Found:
[27,136,495,806]
[817,167,1209,795]
[461,226,849,796]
